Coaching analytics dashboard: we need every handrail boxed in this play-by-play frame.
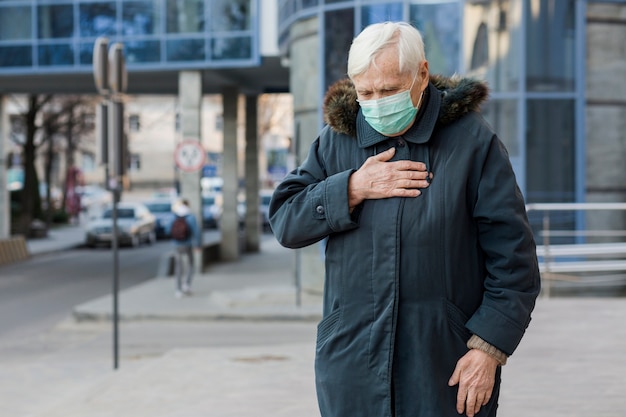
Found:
[525,202,626,297]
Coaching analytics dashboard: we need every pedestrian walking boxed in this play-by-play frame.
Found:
[168,199,201,298]
[269,21,540,417]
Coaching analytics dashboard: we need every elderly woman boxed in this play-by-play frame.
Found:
[270,22,540,417]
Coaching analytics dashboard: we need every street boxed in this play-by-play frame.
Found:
[0,240,170,340]
[0,237,317,417]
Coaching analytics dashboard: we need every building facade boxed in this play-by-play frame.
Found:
[278,0,626,291]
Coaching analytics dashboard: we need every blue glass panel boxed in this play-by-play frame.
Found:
[361,3,403,28]
[210,36,251,60]
[38,5,73,39]
[324,9,353,90]
[166,0,204,34]
[125,40,161,63]
[0,45,32,67]
[123,1,160,35]
[79,41,95,65]
[525,0,575,92]
[79,2,117,37]
[38,44,74,66]
[166,38,205,61]
[526,99,575,204]
[0,6,32,40]
[410,3,460,76]
[211,0,250,31]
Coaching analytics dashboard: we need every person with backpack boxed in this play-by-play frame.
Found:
[167,199,201,298]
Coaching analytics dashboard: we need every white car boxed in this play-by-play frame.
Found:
[85,202,156,248]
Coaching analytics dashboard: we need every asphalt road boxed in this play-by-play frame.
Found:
[0,240,171,340]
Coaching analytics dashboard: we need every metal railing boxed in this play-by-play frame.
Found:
[525,202,626,297]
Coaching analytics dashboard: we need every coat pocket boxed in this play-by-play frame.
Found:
[445,300,471,342]
[316,308,341,348]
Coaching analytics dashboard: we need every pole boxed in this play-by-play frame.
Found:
[111,187,120,369]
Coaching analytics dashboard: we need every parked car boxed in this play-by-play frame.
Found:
[144,199,176,239]
[202,193,223,229]
[85,202,156,248]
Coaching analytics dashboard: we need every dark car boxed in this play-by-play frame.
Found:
[144,199,176,239]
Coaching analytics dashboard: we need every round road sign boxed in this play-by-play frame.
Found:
[174,140,205,172]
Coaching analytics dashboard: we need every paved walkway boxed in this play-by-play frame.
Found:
[12,224,626,416]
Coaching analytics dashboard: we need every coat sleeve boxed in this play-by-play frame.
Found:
[269,136,360,249]
[465,135,541,356]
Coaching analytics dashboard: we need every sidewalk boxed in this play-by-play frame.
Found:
[20,225,626,417]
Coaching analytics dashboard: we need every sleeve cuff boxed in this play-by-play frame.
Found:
[467,334,508,366]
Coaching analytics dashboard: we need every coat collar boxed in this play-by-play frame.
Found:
[323,74,489,147]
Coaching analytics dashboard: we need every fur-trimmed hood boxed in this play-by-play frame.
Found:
[323,74,489,137]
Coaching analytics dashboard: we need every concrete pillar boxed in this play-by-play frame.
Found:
[243,94,260,252]
[289,17,325,294]
[178,71,204,271]
[220,85,240,261]
[0,95,8,239]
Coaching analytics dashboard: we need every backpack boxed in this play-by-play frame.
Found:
[170,215,191,241]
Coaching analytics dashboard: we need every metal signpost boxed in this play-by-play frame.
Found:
[93,37,127,370]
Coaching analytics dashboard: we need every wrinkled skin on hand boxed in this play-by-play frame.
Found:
[348,147,432,209]
[448,349,499,417]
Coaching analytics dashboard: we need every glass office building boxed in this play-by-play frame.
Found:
[0,0,258,71]
[278,0,590,207]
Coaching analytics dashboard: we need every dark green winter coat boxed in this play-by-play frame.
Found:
[269,75,541,417]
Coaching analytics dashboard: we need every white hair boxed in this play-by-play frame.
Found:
[347,21,426,80]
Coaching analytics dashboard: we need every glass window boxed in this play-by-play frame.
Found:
[211,36,251,60]
[0,45,32,67]
[525,0,575,92]
[166,38,205,61]
[410,2,460,76]
[0,6,31,40]
[38,44,74,66]
[324,9,354,91]
[482,99,519,158]
[79,41,95,65]
[129,114,140,131]
[125,40,160,63]
[38,4,73,39]
[122,1,160,36]
[79,2,117,37]
[361,3,403,28]
[211,0,250,31]
[464,0,521,92]
[526,99,575,203]
[166,0,204,33]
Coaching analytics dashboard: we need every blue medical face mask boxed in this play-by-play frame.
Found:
[358,74,424,136]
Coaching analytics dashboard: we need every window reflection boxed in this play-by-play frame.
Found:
[123,1,160,36]
[38,44,73,66]
[211,0,250,31]
[525,0,575,92]
[361,3,403,29]
[125,40,161,63]
[0,6,31,41]
[38,5,73,39]
[464,0,520,93]
[79,2,117,37]
[526,99,575,203]
[166,39,205,61]
[166,0,204,33]
[211,37,251,60]
[0,46,32,67]
[324,9,354,91]
[410,2,459,76]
